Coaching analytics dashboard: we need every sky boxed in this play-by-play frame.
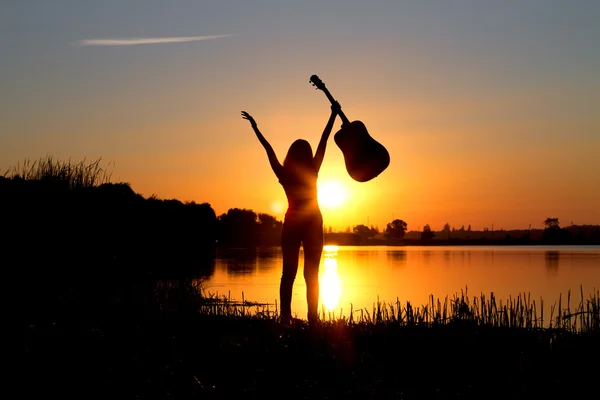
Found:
[1,0,599,231]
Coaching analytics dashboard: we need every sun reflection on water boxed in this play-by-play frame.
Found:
[320,245,341,311]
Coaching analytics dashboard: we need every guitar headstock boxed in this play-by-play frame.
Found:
[309,74,326,91]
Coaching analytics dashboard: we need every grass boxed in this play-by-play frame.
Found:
[18,278,600,399]
[166,281,599,333]
[147,283,599,398]
[3,155,113,189]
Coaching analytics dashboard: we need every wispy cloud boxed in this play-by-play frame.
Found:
[77,35,233,46]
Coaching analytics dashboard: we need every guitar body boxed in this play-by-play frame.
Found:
[334,121,390,182]
[309,74,390,182]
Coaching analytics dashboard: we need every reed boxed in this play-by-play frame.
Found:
[180,283,599,334]
[3,155,112,189]
[155,280,278,320]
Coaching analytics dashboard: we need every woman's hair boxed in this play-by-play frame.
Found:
[283,139,313,169]
[282,139,315,179]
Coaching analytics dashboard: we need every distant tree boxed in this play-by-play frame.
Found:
[353,224,377,240]
[544,218,560,230]
[442,223,451,239]
[543,217,569,244]
[260,213,278,229]
[467,224,471,232]
[458,225,465,232]
[384,219,408,239]
[345,226,351,233]
[185,201,218,246]
[257,213,282,245]
[218,208,258,246]
[421,224,435,241]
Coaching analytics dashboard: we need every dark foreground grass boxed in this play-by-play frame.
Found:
[17,280,599,400]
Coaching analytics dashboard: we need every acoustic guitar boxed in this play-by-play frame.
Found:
[309,74,390,182]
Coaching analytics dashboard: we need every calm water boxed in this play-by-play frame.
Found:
[200,245,600,320]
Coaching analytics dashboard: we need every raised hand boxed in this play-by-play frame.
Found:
[241,111,257,127]
[330,101,341,115]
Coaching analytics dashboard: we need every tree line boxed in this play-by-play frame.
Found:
[2,155,599,275]
[337,218,600,246]
[3,174,598,267]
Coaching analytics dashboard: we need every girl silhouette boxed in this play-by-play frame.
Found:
[241,104,339,325]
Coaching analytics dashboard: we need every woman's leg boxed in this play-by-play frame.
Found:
[303,214,324,323]
[280,218,301,323]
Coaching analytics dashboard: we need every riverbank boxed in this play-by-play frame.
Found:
[17,280,599,399]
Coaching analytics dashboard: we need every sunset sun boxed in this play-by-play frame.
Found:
[317,180,348,209]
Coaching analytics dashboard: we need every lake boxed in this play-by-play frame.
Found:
[200,245,600,321]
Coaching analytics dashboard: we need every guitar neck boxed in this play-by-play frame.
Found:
[320,86,351,126]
